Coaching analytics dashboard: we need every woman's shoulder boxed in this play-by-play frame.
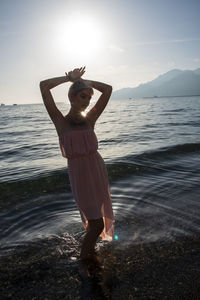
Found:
[54,115,69,136]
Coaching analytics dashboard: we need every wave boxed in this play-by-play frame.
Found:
[0,144,57,158]
[1,142,200,210]
[0,169,71,210]
[134,142,200,161]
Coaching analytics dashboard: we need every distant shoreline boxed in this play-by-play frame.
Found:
[143,94,200,99]
[1,95,200,105]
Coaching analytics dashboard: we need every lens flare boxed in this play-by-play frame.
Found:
[114,234,119,240]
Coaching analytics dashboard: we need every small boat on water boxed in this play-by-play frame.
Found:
[13,104,17,106]
[1,103,5,107]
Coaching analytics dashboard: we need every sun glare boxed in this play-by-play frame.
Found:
[56,13,104,61]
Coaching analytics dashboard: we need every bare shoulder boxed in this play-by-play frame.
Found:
[55,115,71,136]
[86,107,98,124]
[85,114,96,129]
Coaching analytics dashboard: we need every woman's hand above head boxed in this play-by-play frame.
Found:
[66,67,86,82]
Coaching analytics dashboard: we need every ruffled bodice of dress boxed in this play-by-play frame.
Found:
[59,128,98,159]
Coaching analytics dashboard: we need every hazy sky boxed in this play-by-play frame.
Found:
[1,0,200,104]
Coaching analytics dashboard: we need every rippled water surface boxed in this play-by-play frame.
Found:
[0,96,200,255]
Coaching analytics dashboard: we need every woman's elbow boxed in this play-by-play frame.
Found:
[39,81,44,90]
[106,85,113,94]
[40,80,49,92]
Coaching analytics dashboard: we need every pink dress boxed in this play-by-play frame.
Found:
[59,128,114,241]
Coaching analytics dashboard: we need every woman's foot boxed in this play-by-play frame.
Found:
[78,260,91,279]
[80,251,103,274]
[81,248,102,263]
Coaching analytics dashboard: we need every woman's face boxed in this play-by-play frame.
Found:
[72,89,92,112]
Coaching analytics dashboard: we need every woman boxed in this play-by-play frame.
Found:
[40,67,114,262]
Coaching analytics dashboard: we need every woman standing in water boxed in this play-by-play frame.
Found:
[40,67,114,263]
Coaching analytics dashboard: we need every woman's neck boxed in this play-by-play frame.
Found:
[68,108,83,117]
[67,109,87,126]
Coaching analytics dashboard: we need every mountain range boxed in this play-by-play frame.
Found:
[111,68,200,99]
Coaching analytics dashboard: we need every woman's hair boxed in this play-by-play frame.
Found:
[68,79,94,102]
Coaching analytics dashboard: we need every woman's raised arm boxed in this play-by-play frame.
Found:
[84,79,113,123]
[40,76,70,125]
[40,67,85,125]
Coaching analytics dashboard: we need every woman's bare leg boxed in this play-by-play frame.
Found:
[80,218,104,260]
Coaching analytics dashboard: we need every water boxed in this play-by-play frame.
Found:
[0,96,200,256]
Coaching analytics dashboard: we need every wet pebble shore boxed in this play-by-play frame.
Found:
[0,234,200,299]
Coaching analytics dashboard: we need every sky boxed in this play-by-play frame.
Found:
[1,0,200,104]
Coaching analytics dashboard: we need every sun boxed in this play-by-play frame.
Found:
[56,13,104,61]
